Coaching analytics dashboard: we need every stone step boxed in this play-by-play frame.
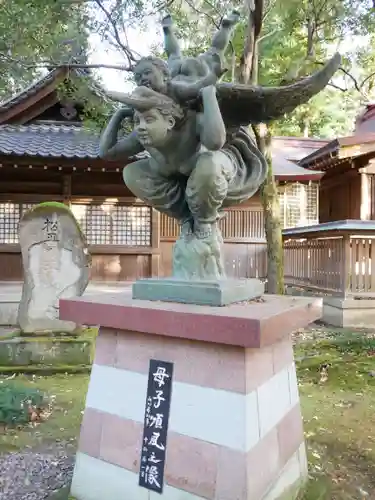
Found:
[0,335,94,367]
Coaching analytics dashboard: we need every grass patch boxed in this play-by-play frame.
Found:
[0,373,89,453]
[296,330,375,499]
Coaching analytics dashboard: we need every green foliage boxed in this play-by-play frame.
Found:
[272,88,361,138]
[0,0,374,134]
[56,76,117,132]
[0,0,89,99]
[168,0,375,137]
[0,381,45,426]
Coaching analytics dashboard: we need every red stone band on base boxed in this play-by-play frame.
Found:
[95,327,295,394]
[60,294,321,348]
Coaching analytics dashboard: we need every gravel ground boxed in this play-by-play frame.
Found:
[0,445,74,500]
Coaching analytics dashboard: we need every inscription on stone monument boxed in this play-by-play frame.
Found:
[139,359,174,493]
[43,216,59,241]
[18,203,91,333]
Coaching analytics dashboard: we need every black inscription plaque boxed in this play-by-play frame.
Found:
[139,359,174,494]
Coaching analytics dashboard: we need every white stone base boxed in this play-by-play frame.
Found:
[323,297,375,328]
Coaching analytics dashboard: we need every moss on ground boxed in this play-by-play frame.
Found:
[19,326,98,340]
[0,373,89,453]
[0,330,20,340]
[296,328,375,499]
[0,327,98,369]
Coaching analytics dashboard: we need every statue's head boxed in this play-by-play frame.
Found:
[133,56,170,94]
[121,86,184,147]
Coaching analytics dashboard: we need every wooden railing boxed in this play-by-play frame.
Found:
[283,220,375,296]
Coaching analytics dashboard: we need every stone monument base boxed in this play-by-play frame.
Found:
[60,293,321,500]
[132,278,265,306]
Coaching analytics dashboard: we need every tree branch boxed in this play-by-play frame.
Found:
[360,71,375,91]
[328,82,348,92]
[92,0,137,65]
[257,27,278,43]
[314,60,368,97]
[0,53,133,72]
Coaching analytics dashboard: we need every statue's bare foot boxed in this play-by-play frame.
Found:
[222,10,241,28]
[162,14,173,30]
[194,222,213,239]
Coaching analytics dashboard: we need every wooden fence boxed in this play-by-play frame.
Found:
[283,221,375,296]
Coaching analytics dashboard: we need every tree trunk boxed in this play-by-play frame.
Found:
[252,123,284,294]
[240,0,284,294]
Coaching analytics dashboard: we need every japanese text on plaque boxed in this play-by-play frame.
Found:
[139,359,174,493]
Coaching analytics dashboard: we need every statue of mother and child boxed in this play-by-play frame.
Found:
[100,11,340,280]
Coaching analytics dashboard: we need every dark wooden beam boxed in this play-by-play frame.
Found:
[63,174,72,204]
[0,68,67,124]
[9,93,60,124]
[0,155,125,171]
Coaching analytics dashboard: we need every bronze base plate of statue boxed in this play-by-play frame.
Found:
[132,277,265,306]
[99,11,341,302]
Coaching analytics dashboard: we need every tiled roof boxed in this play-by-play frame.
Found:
[0,123,100,158]
[0,121,322,180]
[272,136,330,161]
[272,153,323,181]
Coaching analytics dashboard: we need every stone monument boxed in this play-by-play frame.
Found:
[99,11,341,304]
[18,202,90,333]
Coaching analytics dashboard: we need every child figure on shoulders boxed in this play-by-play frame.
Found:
[162,11,240,91]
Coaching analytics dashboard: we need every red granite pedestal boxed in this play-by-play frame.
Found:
[60,293,321,500]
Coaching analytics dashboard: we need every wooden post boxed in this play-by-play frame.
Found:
[342,235,351,297]
[150,208,160,277]
[360,171,371,220]
[62,174,72,206]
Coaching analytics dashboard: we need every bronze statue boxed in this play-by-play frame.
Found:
[100,12,341,280]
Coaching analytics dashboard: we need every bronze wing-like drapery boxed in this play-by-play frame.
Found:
[215,52,341,127]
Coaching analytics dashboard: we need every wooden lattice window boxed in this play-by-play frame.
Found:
[279,182,318,229]
[0,202,37,244]
[71,204,151,246]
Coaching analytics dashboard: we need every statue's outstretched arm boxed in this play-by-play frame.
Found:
[197,85,226,151]
[99,108,144,161]
[171,71,217,101]
[162,15,181,59]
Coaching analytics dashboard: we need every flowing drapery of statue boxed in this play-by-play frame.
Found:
[100,11,341,281]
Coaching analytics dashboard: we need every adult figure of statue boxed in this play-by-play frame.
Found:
[100,84,267,278]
